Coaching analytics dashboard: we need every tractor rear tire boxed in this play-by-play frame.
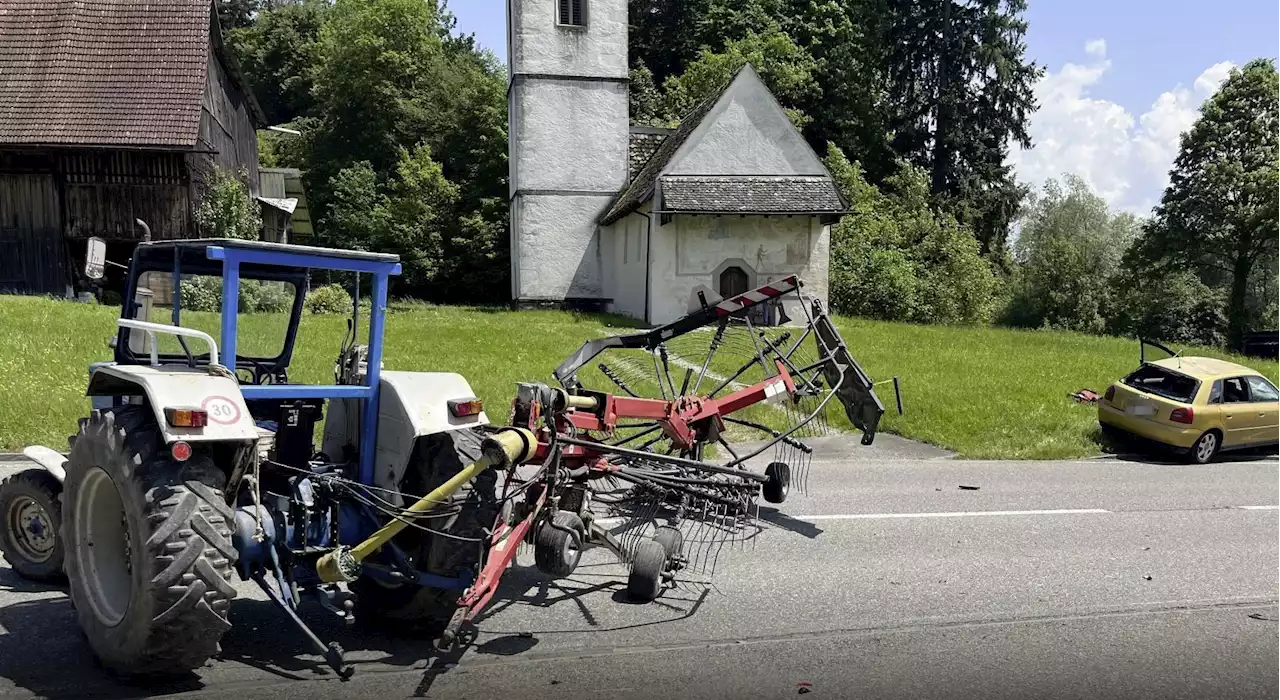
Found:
[0,468,65,582]
[352,427,497,632]
[62,406,237,677]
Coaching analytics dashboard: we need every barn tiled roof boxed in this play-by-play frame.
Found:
[0,0,214,147]
[628,128,670,180]
[660,176,845,214]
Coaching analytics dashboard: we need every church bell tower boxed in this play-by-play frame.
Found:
[506,0,630,306]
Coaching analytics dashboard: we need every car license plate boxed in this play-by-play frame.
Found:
[1126,404,1155,417]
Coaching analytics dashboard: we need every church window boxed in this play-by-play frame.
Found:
[557,0,586,27]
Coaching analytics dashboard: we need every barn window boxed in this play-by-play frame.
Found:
[557,0,586,27]
[718,266,749,299]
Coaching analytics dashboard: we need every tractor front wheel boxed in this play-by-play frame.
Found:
[0,469,65,582]
[62,407,237,677]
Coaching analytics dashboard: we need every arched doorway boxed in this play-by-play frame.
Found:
[718,266,749,299]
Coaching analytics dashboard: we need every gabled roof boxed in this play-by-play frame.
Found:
[0,0,261,148]
[600,64,846,225]
[661,176,844,214]
[628,127,673,180]
[600,79,726,225]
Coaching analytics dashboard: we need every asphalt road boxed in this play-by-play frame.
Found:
[0,441,1276,700]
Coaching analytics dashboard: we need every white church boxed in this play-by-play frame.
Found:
[506,0,847,325]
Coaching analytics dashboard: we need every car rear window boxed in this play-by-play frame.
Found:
[1123,364,1199,403]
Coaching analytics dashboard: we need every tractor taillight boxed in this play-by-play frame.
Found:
[165,407,208,428]
[448,398,484,418]
[170,441,193,462]
[1104,385,1115,402]
[1169,407,1194,424]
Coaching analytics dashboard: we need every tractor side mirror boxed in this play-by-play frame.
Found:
[84,236,107,280]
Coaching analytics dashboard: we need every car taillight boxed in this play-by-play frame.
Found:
[1104,385,1115,402]
[448,398,484,418]
[1169,407,1194,424]
[165,407,208,428]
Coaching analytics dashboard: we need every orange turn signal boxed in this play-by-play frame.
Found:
[448,398,484,418]
[165,407,208,428]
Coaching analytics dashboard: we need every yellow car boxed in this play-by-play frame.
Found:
[1098,341,1279,463]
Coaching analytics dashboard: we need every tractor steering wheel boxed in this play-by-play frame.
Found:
[236,361,278,386]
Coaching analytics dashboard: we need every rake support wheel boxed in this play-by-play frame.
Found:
[762,462,790,504]
[653,525,683,562]
[627,538,668,602]
[535,511,584,578]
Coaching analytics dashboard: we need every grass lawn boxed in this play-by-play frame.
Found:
[0,294,1274,459]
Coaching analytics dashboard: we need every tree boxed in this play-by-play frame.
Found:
[656,29,819,128]
[299,0,511,301]
[824,144,999,325]
[883,0,1042,258]
[628,0,714,85]
[782,1,896,187]
[194,167,262,240]
[227,0,329,125]
[217,0,259,32]
[1005,175,1139,333]
[320,146,459,296]
[1131,58,1279,348]
[629,62,664,126]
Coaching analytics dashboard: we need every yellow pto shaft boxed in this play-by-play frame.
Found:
[316,427,537,584]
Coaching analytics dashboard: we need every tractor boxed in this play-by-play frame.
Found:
[0,236,898,680]
[0,238,525,678]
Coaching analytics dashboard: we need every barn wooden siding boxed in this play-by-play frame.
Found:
[62,150,190,241]
[0,169,66,295]
[193,47,260,206]
[0,148,195,295]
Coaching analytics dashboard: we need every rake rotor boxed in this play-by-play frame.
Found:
[432,276,897,649]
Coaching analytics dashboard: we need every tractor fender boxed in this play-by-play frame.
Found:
[321,371,490,503]
[86,364,259,443]
[22,445,69,482]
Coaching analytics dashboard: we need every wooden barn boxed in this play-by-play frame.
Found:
[0,0,269,296]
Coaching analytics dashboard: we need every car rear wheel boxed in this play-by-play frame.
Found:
[1188,431,1220,465]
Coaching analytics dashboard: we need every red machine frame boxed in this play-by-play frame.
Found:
[438,359,803,646]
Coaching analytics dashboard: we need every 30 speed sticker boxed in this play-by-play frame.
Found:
[201,395,242,425]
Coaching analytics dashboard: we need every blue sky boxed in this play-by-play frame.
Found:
[448,0,1279,215]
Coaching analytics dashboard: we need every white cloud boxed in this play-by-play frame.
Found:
[1007,41,1236,216]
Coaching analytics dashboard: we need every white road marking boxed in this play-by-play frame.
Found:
[790,508,1111,520]
[597,505,1278,526]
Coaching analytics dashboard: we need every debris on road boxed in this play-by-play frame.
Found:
[1069,389,1101,404]
[959,485,980,490]
[1143,575,1153,581]
[1247,612,1277,621]
[798,681,814,694]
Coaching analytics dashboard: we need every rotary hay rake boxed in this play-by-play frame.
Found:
[421,274,900,648]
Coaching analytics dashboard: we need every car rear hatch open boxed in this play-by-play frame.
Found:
[1110,363,1200,421]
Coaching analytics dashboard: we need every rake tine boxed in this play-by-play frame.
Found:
[652,349,670,400]
[598,362,639,397]
[692,322,727,395]
[691,501,712,575]
[708,504,730,578]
